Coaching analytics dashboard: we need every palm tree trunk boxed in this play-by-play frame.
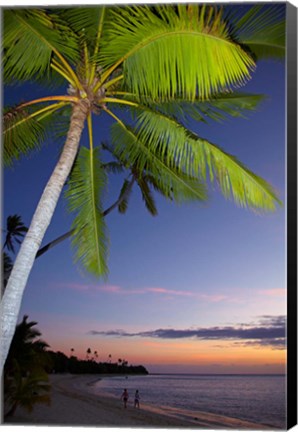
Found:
[0,99,90,375]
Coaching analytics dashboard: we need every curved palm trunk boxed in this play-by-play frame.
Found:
[0,99,90,375]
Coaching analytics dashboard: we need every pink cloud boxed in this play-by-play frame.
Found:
[54,282,228,302]
[100,285,122,293]
[146,287,195,297]
[146,289,228,302]
[54,282,122,293]
[200,294,228,302]
[258,288,285,297]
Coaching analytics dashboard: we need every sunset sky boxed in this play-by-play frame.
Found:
[3,4,286,374]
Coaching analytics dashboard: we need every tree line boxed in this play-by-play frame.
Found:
[48,350,148,375]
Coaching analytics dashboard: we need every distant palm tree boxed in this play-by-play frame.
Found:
[86,348,92,360]
[2,215,28,254]
[2,252,13,292]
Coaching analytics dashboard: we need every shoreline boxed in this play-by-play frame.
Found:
[4,374,272,429]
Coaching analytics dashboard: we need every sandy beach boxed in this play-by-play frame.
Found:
[3,374,271,429]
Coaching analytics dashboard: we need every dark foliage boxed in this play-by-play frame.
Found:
[46,350,148,375]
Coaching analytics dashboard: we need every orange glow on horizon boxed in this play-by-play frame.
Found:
[48,335,286,374]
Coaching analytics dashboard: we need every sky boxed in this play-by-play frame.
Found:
[2,4,287,374]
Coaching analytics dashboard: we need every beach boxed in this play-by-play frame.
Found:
[4,374,271,429]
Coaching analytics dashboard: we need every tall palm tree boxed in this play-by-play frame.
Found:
[1,5,285,373]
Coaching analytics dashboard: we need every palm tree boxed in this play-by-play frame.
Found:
[2,215,28,255]
[2,252,13,293]
[4,362,51,418]
[4,315,51,417]
[2,215,28,293]
[86,348,92,360]
[1,5,285,373]
[4,315,50,377]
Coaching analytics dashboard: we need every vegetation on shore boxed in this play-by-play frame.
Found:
[4,316,51,418]
[47,350,148,375]
[3,315,148,418]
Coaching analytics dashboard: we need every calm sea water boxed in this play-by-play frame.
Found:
[93,374,286,429]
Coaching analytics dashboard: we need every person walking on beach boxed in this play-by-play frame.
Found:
[121,388,129,408]
[134,390,140,408]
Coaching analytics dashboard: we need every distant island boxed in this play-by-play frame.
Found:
[47,350,149,375]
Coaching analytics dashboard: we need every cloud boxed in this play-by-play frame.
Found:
[56,283,228,302]
[56,283,122,293]
[88,315,286,350]
[258,288,285,297]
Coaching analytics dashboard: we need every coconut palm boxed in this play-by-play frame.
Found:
[1,4,285,373]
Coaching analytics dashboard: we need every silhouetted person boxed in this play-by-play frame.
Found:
[134,390,140,408]
[121,388,129,408]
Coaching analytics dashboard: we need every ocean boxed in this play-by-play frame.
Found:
[93,374,286,429]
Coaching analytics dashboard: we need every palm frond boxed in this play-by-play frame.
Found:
[102,161,125,174]
[46,105,72,144]
[111,122,207,204]
[130,107,197,174]
[3,252,13,289]
[156,93,265,124]
[118,179,134,214]
[191,134,281,211]
[65,146,108,277]
[135,177,158,216]
[123,91,264,125]
[3,102,68,167]
[60,7,105,44]
[3,215,28,254]
[118,106,281,211]
[3,9,79,84]
[4,107,45,167]
[7,364,51,414]
[100,5,255,101]
[227,5,285,60]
